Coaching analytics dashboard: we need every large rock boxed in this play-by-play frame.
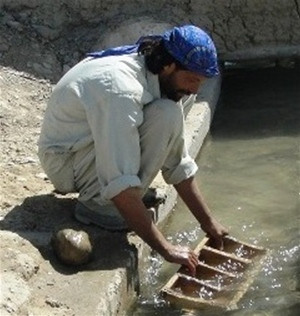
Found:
[51,228,93,265]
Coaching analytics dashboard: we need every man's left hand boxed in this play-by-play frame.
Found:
[174,177,229,250]
[200,217,228,250]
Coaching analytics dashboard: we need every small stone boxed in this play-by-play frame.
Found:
[35,172,48,180]
[45,297,62,308]
[277,58,295,69]
[16,253,40,281]
[51,229,93,265]
[32,24,60,40]
[18,12,30,22]
[19,157,37,164]
[6,20,23,31]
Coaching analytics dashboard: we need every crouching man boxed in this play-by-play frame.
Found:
[38,25,228,274]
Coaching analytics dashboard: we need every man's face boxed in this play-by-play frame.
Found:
[159,64,206,102]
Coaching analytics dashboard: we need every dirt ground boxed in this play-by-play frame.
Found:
[0,65,121,316]
[0,65,70,315]
[0,63,149,316]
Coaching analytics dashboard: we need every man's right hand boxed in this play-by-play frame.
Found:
[112,187,199,275]
[163,244,199,275]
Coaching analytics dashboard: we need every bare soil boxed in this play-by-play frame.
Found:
[0,66,81,316]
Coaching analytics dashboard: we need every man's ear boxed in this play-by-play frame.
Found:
[161,63,176,75]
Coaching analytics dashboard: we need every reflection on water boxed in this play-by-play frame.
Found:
[231,245,255,258]
[215,259,245,273]
[202,273,232,289]
[130,67,300,316]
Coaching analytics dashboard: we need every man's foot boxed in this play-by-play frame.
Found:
[142,188,166,208]
[74,202,129,232]
[74,202,158,231]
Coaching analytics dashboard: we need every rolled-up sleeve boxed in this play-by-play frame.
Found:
[85,89,144,202]
[162,155,198,184]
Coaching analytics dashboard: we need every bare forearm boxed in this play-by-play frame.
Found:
[174,177,213,225]
[174,177,228,248]
[111,187,171,258]
[112,186,206,273]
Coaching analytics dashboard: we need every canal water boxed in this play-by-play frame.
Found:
[129,66,300,316]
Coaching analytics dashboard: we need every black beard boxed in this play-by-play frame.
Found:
[159,77,187,102]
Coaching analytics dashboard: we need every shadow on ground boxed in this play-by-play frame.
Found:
[0,194,138,280]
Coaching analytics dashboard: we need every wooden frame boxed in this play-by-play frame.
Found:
[160,236,267,310]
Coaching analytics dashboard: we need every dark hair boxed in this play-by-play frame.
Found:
[137,37,186,74]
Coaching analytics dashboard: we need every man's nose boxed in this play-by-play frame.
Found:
[188,86,200,95]
[189,82,202,94]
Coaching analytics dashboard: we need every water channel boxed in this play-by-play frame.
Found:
[130,66,300,316]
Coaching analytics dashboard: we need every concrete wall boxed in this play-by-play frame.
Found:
[0,0,299,80]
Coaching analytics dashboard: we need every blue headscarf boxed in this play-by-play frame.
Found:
[87,25,219,77]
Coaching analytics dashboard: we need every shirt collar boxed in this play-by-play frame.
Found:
[146,69,161,100]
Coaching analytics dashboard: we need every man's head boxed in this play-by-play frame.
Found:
[158,63,206,102]
[138,25,219,102]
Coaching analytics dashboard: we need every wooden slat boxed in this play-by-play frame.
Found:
[202,246,252,264]
[160,236,267,310]
[193,236,209,255]
[161,287,224,309]
[160,273,179,293]
[162,287,207,303]
[177,273,221,292]
[197,261,236,278]
[224,236,266,252]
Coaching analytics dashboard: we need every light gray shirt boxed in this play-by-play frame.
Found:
[38,54,197,201]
